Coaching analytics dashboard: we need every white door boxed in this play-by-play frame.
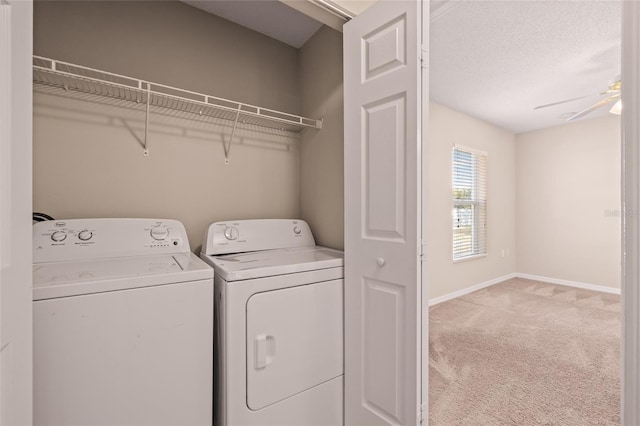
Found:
[344,1,425,425]
[0,1,33,424]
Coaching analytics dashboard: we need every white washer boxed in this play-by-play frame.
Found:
[32,218,214,426]
[200,219,344,426]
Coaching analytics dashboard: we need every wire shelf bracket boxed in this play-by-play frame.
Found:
[144,83,150,156]
[32,56,323,157]
[223,106,242,165]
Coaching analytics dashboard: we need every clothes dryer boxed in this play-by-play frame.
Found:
[200,219,344,426]
[33,218,213,426]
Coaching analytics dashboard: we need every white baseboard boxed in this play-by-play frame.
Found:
[429,272,621,306]
[428,273,517,306]
[515,273,621,295]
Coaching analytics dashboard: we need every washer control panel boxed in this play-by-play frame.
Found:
[201,219,315,256]
[34,218,190,263]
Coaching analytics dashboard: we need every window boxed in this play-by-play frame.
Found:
[452,146,487,261]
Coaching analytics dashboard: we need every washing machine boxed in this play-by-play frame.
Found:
[200,219,344,426]
[32,218,214,426]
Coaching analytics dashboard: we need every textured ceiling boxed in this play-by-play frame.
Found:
[430,0,621,134]
[183,0,621,134]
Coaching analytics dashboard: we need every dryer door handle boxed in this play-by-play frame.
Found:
[254,334,276,370]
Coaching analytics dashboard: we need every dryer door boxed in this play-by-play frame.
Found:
[246,279,343,410]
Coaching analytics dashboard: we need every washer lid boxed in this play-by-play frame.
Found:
[32,253,213,300]
[202,246,344,282]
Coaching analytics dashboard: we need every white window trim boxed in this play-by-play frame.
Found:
[453,144,487,157]
[452,253,488,264]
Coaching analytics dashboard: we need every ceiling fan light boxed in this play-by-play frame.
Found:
[610,99,622,115]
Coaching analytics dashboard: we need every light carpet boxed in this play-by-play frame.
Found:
[429,278,620,425]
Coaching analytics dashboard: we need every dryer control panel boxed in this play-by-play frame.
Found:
[34,218,190,263]
[202,219,315,256]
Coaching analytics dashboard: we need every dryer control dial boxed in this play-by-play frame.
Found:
[150,227,169,241]
[51,231,67,242]
[224,227,239,240]
[78,230,93,241]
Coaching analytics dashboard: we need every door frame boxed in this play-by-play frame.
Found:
[9,0,640,424]
[0,0,33,424]
[622,1,640,424]
[420,1,636,423]
[420,1,430,422]
[417,0,636,423]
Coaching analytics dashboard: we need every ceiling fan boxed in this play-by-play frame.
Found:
[534,78,622,121]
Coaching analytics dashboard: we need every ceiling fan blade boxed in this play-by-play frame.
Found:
[568,94,620,121]
[533,94,597,110]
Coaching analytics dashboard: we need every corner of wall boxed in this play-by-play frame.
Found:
[298,26,345,250]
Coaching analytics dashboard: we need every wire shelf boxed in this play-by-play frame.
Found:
[33,56,322,133]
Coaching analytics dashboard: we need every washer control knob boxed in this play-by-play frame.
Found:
[51,231,67,242]
[150,227,169,241]
[224,227,239,240]
[78,230,93,241]
[293,226,301,235]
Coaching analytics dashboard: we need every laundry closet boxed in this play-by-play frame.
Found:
[32,0,345,251]
[31,1,426,425]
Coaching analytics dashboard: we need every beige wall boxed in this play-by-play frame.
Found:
[33,1,303,251]
[299,26,344,250]
[427,102,517,299]
[516,116,621,289]
[34,1,301,114]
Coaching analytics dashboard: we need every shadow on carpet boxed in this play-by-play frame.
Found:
[429,278,620,425]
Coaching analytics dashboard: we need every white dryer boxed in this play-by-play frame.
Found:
[200,219,344,426]
[32,218,214,426]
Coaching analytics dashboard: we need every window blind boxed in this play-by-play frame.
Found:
[452,146,487,260]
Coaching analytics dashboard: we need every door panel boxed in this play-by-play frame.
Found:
[363,15,406,81]
[344,1,423,425]
[362,278,405,422]
[364,94,406,239]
